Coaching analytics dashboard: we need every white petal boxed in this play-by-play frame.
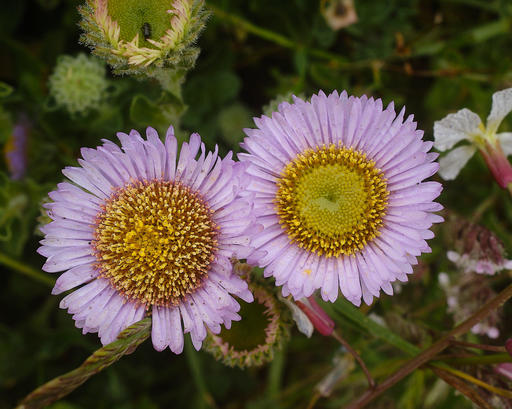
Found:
[497,132,512,156]
[487,88,512,134]
[438,145,476,180]
[280,297,313,338]
[433,108,481,151]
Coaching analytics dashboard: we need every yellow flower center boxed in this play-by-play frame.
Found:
[275,144,388,257]
[93,180,218,307]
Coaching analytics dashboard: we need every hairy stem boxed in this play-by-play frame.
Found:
[16,318,151,409]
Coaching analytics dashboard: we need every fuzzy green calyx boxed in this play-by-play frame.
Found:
[204,281,290,368]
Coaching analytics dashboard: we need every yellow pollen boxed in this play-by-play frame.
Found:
[275,143,389,258]
[93,180,218,307]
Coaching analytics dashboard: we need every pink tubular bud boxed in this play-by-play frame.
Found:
[479,142,512,189]
[495,363,512,381]
[296,296,335,336]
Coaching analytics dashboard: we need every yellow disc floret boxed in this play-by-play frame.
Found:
[93,180,218,307]
[275,143,388,257]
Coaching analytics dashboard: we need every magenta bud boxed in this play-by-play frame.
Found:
[505,338,512,357]
[296,296,335,336]
[495,363,512,381]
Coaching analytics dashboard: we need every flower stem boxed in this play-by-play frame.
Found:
[209,5,368,69]
[16,318,151,409]
[344,283,512,409]
[0,252,54,287]
[429,366,493,409]
[185,338,218,409]
[436,353,512,365]
[331,330,375,389]
[431,364,512,398]
[448,338,506,353]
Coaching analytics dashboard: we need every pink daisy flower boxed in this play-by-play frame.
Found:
[240,91,443,306]
[38,126,255,352]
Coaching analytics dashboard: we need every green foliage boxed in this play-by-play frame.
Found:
[0,174,50,255]
[1,0,512,408]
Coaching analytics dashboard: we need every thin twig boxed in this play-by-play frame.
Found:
[430,366,493,409]
[305,392,320,409]
[331,330,375,389]
[435,353,511,365]
[344,283,512,409]
[431,364,512,399]
[449,338,506,353]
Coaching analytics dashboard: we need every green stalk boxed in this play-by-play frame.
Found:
[0,252,54,287]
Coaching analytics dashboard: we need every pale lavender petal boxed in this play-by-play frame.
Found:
[169,307,184,353]
[240,90,441,305]
[152,305,171,351]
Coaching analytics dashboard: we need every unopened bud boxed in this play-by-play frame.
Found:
[78,0,209,76]
[296,296,335,336]
[494,363,512,381]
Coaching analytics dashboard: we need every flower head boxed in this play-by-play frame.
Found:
[434,88,512,186]
[38,126,255,352]
[240,91,442,306]
[320,0,358,31]
[48,54,109,116]
[79,0,208,74]
[439,272,500,339]
[447,218,512,276]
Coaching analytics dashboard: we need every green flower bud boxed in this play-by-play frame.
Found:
[48,54,109,116]
[78,0,209,76]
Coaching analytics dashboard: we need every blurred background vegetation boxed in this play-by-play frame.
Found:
[1,0,512,408]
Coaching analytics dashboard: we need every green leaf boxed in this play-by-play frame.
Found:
[16,317,151,409]
[324,298,421,356]
[130,94,169,128]
[0,81,14,98]
[130,94,185,136]
[399,370,425,409]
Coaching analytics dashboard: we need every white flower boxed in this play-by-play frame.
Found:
[434,88,512,180]
[447,250,512,276]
